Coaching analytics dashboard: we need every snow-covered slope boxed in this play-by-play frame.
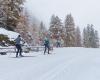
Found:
[0,28,19,40]
[0,47,100,80]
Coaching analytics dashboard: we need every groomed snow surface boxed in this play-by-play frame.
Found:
[0,47,100,80]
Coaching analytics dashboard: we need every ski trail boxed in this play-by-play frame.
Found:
[37,55,79,80]
[1,48,100,80]
[38,59,68,80]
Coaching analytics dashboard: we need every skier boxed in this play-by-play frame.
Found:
[56,40,61,47]
[44,37,50,55]
[15,35,24,57]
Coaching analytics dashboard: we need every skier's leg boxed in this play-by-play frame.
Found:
[48,46,50,54]
[44,46,46,55]
[16,50,19,57]
[19,45,23,57]
[16,45,19,57]
[59,43,60,47]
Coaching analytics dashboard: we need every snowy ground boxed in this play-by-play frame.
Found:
[0,47,100,80]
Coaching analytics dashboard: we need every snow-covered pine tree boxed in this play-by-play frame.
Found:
[0,0,7,28]
[49,15,63,46]
[94,30,99,48]
[83,27,88,47]
[89,25,96,48]
[83,24,92,47]
[39,21,47,45]
[89,25,99,48]
[75,26,82,47]
[64,14,76,47]
[83,24,99,48]
[0,0,25,31]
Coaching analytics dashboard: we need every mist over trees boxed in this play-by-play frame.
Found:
[15,9,47,46]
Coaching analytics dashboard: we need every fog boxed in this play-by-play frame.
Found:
[25,0,100,32]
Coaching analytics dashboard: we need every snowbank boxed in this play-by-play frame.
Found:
[0,28,19,40]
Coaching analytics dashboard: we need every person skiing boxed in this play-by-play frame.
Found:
[44,37,50,55]
[15,35,24,57]
[56,40,61,47]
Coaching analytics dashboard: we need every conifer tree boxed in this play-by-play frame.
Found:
[39,21,47,45]
[49,15,63,39]
[94,30,99,48]
[64,14,75,47]
[75,27,82,47]
[83,24,99,48]
[49,15,63,46]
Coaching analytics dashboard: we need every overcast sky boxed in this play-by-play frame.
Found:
[25,0,100,33]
